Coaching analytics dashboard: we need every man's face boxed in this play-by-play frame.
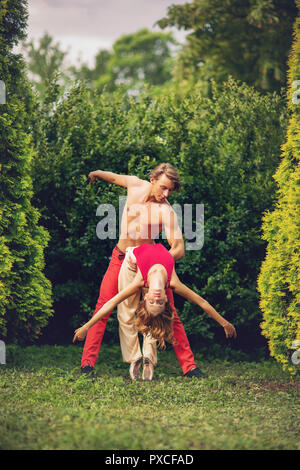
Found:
[150,174,175,203]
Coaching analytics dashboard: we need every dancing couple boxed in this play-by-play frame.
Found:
[73,163,236,380]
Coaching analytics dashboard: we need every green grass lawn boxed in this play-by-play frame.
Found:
[0,343,299,450]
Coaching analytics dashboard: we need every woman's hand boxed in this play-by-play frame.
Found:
[73,325,88,342]
[127,252,137,272]
[223,321,237,339]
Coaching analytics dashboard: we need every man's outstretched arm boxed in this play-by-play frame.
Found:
[88,170,139,188]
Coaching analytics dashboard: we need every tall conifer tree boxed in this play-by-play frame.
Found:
[0,0,53,343]
[258,7,300,373]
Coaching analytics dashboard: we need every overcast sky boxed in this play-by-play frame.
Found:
[26,0,190,66]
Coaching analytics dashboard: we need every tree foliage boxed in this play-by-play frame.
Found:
[69,49,112,85]
[0,0,53,343]
[71,28,176,95]
[23,28,176,99]
[22,32,69,98]
[157,0,298,93]
[257,12,300,373]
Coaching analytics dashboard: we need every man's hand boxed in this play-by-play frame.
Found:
[88,171,99,184]
[73,326,88,342]
[223,322,237,339]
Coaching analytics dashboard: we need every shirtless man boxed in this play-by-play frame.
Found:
[80,163,205,379]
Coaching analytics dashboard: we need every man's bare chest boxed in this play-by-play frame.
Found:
[126,202,163,227]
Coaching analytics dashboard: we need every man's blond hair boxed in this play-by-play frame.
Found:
[150,163,180,191]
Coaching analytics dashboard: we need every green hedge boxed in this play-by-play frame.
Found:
[31,78,288,353]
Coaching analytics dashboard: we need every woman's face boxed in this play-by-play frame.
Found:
[144,290,168,316]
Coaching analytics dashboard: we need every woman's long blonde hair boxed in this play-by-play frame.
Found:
[135,298,175,349]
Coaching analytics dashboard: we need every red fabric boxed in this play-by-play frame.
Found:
[166,289,197,374]
[133,243,174,288]
[81,245,196,374]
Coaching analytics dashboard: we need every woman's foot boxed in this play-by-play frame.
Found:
[142,357,154,381]
[129,357,143,380]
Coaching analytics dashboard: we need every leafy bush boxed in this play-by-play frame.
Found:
[31,77,288,355]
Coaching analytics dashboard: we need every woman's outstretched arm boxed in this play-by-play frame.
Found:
[73,275,144,342]
[170,271,237,339]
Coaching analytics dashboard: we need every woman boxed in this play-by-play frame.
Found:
[73,243,237,355]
